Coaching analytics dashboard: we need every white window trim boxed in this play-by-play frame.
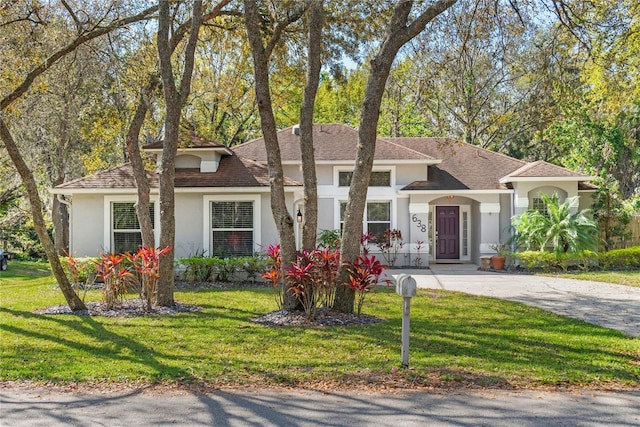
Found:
[103,195,160,253]
[203,194,261,257]
[334,199,397,234]
[333,166,396,188]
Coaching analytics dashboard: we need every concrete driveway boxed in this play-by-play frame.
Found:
[386,264,640,337]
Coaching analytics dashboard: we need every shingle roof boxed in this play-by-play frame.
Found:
[392,137,527,190]
[143,132,228,150]
[54,154,300,191]
[232,124,437,162]
[503,160,590,179]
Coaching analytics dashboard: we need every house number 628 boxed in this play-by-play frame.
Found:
[411,214,427,232]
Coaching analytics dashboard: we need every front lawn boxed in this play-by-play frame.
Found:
[539,270,640,288]
[1,261,638,390]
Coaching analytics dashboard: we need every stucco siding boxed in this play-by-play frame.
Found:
[174,193,203,258]
[70,194,104,257]
[396,164,428,186]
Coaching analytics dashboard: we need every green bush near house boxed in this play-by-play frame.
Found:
[178,256,268,283]
[515,246,639,272]
[599,247,640,269]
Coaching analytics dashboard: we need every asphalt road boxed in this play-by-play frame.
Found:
[1,387,639,427]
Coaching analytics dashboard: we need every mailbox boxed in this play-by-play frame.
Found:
[395,274,417,298]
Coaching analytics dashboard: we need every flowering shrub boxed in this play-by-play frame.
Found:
[347,255,390,316]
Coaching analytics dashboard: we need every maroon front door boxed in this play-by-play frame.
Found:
[436,206,460,259]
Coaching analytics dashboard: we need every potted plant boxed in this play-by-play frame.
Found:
[490,242,510,270]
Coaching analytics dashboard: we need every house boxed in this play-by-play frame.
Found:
[51,124,595,266]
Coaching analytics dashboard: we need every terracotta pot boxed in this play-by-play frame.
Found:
[491,256,506,270]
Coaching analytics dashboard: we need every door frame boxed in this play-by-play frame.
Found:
[431,204,472,262]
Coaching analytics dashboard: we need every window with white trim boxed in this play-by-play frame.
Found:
[211,201,254,257]
[111,202,155,254]
[338,170,391,187]
[339,201,391,240]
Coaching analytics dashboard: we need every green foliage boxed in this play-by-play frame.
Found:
[316,229,342,251]
[178,255,270,284]
[599,247,640,269]
[516,248,640,272]
[510,193,598,254]
[60,255,98,302]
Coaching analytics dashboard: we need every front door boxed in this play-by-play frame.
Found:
[436,206,459,259]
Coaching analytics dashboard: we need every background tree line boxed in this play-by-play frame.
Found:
[1,0,638,311]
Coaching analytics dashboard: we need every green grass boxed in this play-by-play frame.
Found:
[539,270,640,288]
[1,261,638,390]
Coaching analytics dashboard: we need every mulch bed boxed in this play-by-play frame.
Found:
[37,281,386,327]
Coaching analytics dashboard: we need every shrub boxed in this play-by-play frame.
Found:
[178,257,217,283]
[376,229,404,267]
[599,246,640,269]
[317,229,342,251]
[61,254,98,302]
[516,249,601,272]
[240,256,269,282]
[214,257,249,282]
[95,252,137,309]
[126,246,172,311]
[262,244,284,309]
[347,255,390,316]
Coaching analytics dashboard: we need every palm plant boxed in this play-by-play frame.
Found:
[511,193,598,254]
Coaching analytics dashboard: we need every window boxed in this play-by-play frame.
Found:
[112,202,155,254]
[532,197,548,217]
[339,201,391,240]
[211,201,253,257]
[462,211,468,257]
[338,171,391,187]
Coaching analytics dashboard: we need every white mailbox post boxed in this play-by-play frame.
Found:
[395,274,417,368]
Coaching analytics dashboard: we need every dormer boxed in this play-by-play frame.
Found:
[143,133,232,173]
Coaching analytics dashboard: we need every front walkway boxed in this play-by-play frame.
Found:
[385,264,640,337]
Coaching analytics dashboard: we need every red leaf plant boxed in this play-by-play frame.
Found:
[126,246,172,311]
[286,250,317,319]
[95,252,137,309]
[261,244,283,309]
[347,254,390,316]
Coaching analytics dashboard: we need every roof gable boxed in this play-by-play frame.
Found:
[232,124,437,162]
[392,137,526,190]
[502,160,590,179]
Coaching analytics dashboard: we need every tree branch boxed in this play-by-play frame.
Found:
[1,4,159,111]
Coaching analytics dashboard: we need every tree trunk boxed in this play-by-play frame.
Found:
[299,1,324,251]
[244,0,303,310]
[156,0,203,306]
[52,193,69,255]
[334,0,458,313]
[125,81,157,249]
[0,117,86,311]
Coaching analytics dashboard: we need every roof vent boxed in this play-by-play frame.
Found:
[292,124,300,136]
